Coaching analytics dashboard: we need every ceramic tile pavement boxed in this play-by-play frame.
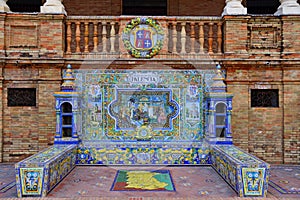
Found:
[0,163,299,199]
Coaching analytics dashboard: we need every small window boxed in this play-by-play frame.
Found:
[216,103,226,114]
[215,103,226,138]
[62,103,72,113]
[8,88,36,107]
[61,102,73,137]
[251,89,279,107]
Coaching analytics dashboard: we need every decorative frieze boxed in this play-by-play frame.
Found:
[248,25,280,49]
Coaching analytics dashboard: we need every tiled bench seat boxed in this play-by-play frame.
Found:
[211,145,270,197]
[15,145,77,197]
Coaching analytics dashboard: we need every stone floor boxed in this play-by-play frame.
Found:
[1,163,300,199]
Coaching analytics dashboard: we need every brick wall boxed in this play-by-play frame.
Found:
[2,65,61,162]
[227,67,300,164]
[64,0,122,16]
[0,11,300,164]
[169,0,225,16]
[283,69,300,164]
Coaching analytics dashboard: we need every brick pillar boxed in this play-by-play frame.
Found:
[39,14,66,58]
[0,14,5,58]
[222,16,250,58]
[281,16,300,59]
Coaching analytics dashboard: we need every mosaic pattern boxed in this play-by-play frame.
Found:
[211,145,270,197]
[15,145,77,197]
[19,168,43,196]
[111,170,175,191]
[19,145,73,164]
[76,142,211,165]
[122,17,164,58]
[217,145,264,166]
[75,70,206,144]
[109,88,179,131]
[242,168,266,196]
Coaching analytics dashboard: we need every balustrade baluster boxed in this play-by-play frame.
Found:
[199,22,204,53]
[190,22,195,54]
[208,22,213,54]
[172,22,177,53]
[84,22,89,53]
[217,22,222,54]
[110,22,116,53]
[102,22,107,53]
[75,22,81,53]
[66,21,71,53]
[181,22,186,54]
[93,22,98,52]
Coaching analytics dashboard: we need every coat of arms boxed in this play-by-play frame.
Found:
[122,17,164,58]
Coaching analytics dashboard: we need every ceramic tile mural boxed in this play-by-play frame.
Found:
[242,168,266,196]
[19,168,44,196]
[14,67,271,198]
[74,70,207,142]
[15,145,77,197]
[76,142,211,165]
[211,145,270,197]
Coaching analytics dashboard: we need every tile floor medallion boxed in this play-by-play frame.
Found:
[111,170,175,191]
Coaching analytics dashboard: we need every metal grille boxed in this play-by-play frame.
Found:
[7,88,36,107]
[251,89,279,107]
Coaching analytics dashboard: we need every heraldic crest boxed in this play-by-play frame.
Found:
[122,17,164,58]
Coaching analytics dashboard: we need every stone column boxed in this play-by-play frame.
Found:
[0,0,10,12]
[41,0,67,15]
[275,0,300,15]
[222,0,247,16]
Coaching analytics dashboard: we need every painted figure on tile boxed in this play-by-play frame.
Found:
[158,107,167,125]
[88,85,101,102]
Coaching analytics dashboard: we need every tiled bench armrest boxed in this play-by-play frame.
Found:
[15,144,77,197]
[211,145,270,197]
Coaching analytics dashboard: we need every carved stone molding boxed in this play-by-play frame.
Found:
[275,0,300,15]
[40,0,66,15]
[222,0,247,16]
[0,0,10,12]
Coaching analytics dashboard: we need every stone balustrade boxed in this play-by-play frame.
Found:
[65,16,223,58]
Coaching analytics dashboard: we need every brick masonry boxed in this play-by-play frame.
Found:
[0,1,299,164]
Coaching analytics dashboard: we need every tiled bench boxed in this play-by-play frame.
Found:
[211,145,270,197]
[15,145,77,197]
